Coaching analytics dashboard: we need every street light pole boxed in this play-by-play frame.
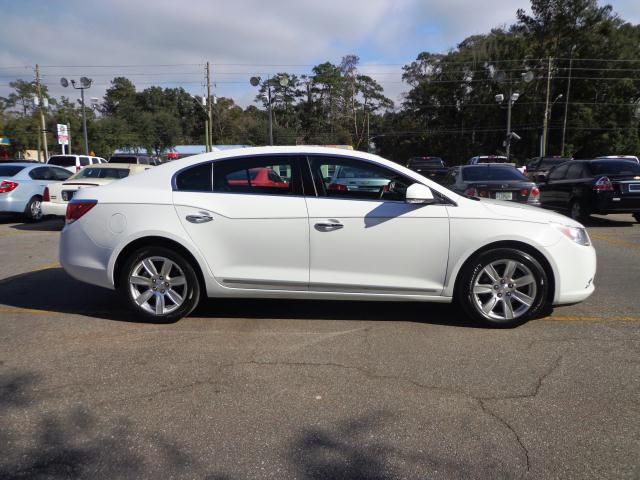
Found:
[561,47,576,156]
[250,75,288,146]
[61,77,92,155]
[267,76,273,146]
[541,57,553,157]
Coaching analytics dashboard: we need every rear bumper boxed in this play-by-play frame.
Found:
[42,201,67,217]
[60,221,114,290]
[0,194,26,213]
[593,195,640,213]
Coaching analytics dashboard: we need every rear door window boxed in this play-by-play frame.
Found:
[566,163,584,179]
[79,157,90,166]
[548,163,570,181]
[213,156,301,195]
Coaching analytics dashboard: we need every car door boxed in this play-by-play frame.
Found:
[539,163,569,208]
[558,163,584,208]
[305,155,450,295]
[173,155,310,289]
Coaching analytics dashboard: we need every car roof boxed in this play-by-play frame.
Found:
[0,162,46,168]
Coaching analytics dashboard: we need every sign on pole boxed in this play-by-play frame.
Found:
[57,124,69,145]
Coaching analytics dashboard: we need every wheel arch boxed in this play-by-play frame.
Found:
[112,235,207,292]
[451,240,556,303]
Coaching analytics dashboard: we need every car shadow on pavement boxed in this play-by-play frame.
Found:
[0,267,482,328]
[583,215,636,228]
[10,217,64,232]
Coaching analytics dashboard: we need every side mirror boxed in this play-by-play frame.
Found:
[535,173,548,183]
[405,183,436,204]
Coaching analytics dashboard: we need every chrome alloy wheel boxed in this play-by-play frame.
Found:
[472,259,537,321]
[128,256,187,315]
[31,199,43,220]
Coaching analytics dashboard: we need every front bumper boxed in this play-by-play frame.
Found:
[42,201,68,217]
[546,238,596,305]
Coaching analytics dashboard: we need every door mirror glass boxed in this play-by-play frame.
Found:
[405,183,435,204]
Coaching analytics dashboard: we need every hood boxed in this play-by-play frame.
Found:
[479,198,584,228]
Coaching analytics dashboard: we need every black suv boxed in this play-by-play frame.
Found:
[406,156,448,182]
[538,159,640,222]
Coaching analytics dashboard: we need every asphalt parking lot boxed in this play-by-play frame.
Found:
[0,213,638,479]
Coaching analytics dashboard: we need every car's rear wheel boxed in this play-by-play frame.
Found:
[570,199,589,222]
[23,195,43,222]
[458,248,549,327]
[119,246,200,322]
[633,213,640,223]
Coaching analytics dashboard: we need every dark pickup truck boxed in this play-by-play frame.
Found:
[406,156,448,183]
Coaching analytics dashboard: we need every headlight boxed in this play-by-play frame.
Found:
[551,223,591,246]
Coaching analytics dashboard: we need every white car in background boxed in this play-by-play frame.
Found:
[47,154,106,173]
[60,146,596,327]
[42,163,151,217]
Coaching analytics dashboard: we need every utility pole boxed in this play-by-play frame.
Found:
[35,64,48,162]
[561,48,575,156]
[267,76,274,146]
[206,62,213,152]
[541,57,553,157]
[506,84,513,160]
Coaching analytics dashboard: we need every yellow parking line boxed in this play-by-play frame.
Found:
[590,233,640,251]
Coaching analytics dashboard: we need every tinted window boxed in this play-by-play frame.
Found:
[29,167,50,180]
[213,156,297,195]
[461,166,527,181]
[75,167,130,180]
[566,163,585,179]
[176,163,212,191]
[548,163,570,181]
[52,168,72,180]
[0,166,25,177]
[541,158,570,169]
[79,157,90,166]
[310,156,410,201]
[109,156,137,164]
[590,161,640,175]
[48,156,76,167]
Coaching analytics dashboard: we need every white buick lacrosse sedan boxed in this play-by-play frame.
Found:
[60,146,596,327]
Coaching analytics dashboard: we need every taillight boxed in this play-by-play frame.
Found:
[529,186,540,200]
[43,186,50,202]
[327,183,348,192]
[593,176,613,191]
[520,188,529,197]
[465,187,478,196]
[0,180,19,193]
[65,200,97,224]
[479,190,488,197]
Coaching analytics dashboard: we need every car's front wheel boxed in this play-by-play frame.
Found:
[570,199,589,222]
[458,248,549,327]
[119,246,201,322]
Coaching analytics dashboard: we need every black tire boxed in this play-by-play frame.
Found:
[569,199,589,222]
[118,246,201,323]
[633,213,640,223]
[457,248,549,328]
[23,195,43,222]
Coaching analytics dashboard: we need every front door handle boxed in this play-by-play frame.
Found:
[315,222,344,231]
[186,213,213,224]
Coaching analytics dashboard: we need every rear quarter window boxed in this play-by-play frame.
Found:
[0,166,25,177]
[175,163,213,191]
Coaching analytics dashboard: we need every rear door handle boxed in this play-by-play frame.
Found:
[315,222,344,231]
[186,213,213,224]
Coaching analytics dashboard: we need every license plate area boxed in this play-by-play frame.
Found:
[61,190,76,201]
[495,191,513,200]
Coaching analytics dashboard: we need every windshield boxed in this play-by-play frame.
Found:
[408,157,444,167]
[462,166,528,181]
[476,157,509,164]
[0,165,25,177]
[48,156,76,167]
[590,161,640,175]
[336,166,386,179]
[73,167,130,180]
